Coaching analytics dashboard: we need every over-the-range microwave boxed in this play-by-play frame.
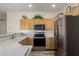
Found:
[34,24,45,30]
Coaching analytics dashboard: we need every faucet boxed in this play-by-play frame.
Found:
[11,34,16,39]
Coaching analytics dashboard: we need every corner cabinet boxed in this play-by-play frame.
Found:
[46,37,55,49]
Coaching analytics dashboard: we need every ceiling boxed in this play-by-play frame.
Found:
[0,3,68,12]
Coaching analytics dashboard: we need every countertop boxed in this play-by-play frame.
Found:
[0,33,13,38]
[0,36,27,46]
[0,36,32,56]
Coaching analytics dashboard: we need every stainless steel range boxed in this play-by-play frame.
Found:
[33,24,46,48]
[34,32,46,47]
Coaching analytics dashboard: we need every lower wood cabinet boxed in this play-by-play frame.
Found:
[19,37,33,46]
[19,38,28,45]
[19,37,55,49]
[46,37,55,49]
[27,38,33,45]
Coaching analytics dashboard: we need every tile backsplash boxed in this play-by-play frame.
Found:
[21,30,54,37]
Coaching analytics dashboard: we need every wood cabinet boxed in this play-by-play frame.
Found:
[24,20,29,29]
[45,20,55,30]
[46,38,50,49]
[20,19,55,30]
[19,37,55,49]
[20,19,25,29]
[32,19,55,29]
[32,19,46,25]
[28,20,33,29]
[27,38,33,45]
[19,37,33,46]
[20,19,29,29]
[46,37,55,49]
[19,38,28,45]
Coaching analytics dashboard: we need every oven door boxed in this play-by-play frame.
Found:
[33,37,46,47]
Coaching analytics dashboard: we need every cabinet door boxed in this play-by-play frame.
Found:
[19,38,28,46]
[20,19,29,29]
[46,37,55,49]
[28,39,33,45]
[20,19,25,29]
[28,20,33,29]
[24,20,29,29]
[33,19,45,25]
[45,20,55,30]
[50,37,55,49]
[46,38,50,49]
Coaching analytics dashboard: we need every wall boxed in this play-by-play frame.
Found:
[7,12,58,33]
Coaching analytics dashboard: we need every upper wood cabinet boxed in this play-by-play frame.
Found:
[24,20,29,29]
[45,20,55,30]
[32,19,46,25]
[20,19,25,29]
[28,20,33,29]
[20,19,29,29]
[20,19,55,30]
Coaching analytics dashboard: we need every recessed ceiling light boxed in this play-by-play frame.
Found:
[52,4,56,7]
[28,4,32,8]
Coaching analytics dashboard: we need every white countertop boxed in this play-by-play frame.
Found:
[0,36,27,46]
[0,44,32,56]
[0,36,32,56]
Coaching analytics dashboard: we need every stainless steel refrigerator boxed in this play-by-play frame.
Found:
[54,16,66,56]
[54,15,79,56]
